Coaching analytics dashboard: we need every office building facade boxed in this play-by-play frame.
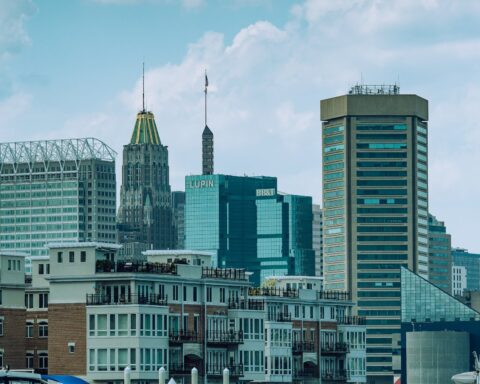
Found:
[0,138,117,271]
[117,110,173,250]
[320,85,429,382]
[428,213,452,292]
[452,248,480,292]
[172,191,186,249]
[313,204,323,277]
[185,174,315,284]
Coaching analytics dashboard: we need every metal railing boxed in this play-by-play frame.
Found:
[337,316,366,325]
[169,330,202,343]
[227,298,265,310]
[201,267,247,281]
[321,370,348,382]
[95,260,177,275]
[295,367,320,378]
[249,287,299,298]
[206,330,244,344]
[321,342,349,354]
[267,312,292,322]
[169,362,203,375]
[86,293,168,306]
[293,341,315,353]
[207,364,243,376]
[317,291,351,301]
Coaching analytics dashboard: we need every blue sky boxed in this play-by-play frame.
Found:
[1,0,480,251]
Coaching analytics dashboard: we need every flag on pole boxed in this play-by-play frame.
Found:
[205,73,209,88]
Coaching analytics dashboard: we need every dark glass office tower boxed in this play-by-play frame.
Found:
[320,85,429,383]
[428,213,452,292]
[117,110,173,250]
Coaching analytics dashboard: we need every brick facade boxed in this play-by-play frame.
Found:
[0,308,26,369]
[48,303,86,375]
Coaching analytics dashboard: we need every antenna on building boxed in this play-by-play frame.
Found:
[204,69,208,127]
[142,62,145,112]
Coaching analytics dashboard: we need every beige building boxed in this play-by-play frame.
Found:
[320,85,429,383]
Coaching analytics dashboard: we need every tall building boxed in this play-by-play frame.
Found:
[320,85,429,383]
[452,248,480,292]
[117,110,173,250]
[185,174,315,284]
[171,191,185,249]
[312,204,324,277]
[428,213,452,292]
[0,138,117,271]
[452,265,467,296]
[202,126,214,175]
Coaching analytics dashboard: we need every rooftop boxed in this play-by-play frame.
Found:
[348,84,400,95]
[143,250,213,257]
[46,242,123,250]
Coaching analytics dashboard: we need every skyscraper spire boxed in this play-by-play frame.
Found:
[142,62,145,112]
[202,70,214,175]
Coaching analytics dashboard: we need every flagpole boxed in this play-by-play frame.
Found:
[204,70,208,126]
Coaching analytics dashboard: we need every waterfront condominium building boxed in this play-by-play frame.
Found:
[313,204,324,277]
[0,243,367,384]
[428,213,452,292]
[117,109,174,251]
[185,174,315,285]
[320,85,429,383]
[0,138,117,271]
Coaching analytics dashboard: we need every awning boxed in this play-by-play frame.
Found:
[41,375,89,384]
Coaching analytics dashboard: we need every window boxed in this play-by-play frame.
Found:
[38,321,48,338]
[26,321,33,338]
[68,342,76,354]
[38,352,48,369]
[26,352,34,368]
[69,251,75,263]
[220,288,226,303]
[206,287,212,302]
[57,252,63,263]
[0,351,3,368]
[38,264,44,275]
[39,293,48,308]
[46,264,50,274]
[173,285,179,301]
[25,293,34,309]
[193,287,198,302]
[81,251,86,262]
[0,317,3,336]
[183,286,187,301]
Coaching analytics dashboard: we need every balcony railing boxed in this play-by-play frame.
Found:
[169,330,202,343]
[337,316,366,325]
[25,275,32,285]
[322,370,348,382]
[207,364,243,377]
[169,362,203,375]
[267,312,292,322]
[95,260,177,275]
[317,291,351,301]
[293,341,315,353]
[321,342,349,354]
[86,293,168,306]
[202,267,247,281]
[249,287,299,298]
[227,298,265,310]
[206,330,244,344]
[295,367,320,378]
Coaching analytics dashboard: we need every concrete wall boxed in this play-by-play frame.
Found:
[406,331,469,384]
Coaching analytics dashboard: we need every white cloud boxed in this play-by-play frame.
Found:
[0,0,36,61]
[91,0,204,9]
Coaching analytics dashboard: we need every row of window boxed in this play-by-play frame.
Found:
[57,250,86,263]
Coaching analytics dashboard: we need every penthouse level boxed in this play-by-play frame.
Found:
[0,243,366,384]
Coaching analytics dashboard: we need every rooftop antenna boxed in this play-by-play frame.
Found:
[142,62,145,112]
[204,69,208,126]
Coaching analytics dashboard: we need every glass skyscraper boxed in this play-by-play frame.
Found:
[428,213,452,292]
[452,248,480,292]
[185,174,314,284]
[0,138,117,271]
[320,85,429,383]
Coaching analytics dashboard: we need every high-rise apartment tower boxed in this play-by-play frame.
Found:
[320,85,429,383]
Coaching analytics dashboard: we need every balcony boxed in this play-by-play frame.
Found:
[207,364,243,377]
[169,330,202,344]
[228,298,265,310]
[295,367,320,378]
[321,342,349,354]
[322,370,348,382]
[206,330,244,345]
[95,260,177,275]
[337,316,366,325]
[202,267,247,281]
[249,287,299,298]
[86,293,168,306]
[293,341,315,354]
[267,312,292,322]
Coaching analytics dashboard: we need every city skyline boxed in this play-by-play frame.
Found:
[1,0,480,251]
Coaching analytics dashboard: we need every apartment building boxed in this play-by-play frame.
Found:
[0,243,366,384]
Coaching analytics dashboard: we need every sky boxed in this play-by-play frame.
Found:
[1,0,480,251]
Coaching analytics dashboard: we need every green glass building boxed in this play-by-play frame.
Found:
[320,85,429,383]
[185,174,314,284]
[428,213,452,292]
[0,138,117,272]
